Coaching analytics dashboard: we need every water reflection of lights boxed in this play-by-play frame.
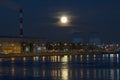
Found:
[61,57,69,80]
[98,69,101,79]
[117,69,119,80]
[33,68,40,77]
[87,69,90,78]
[11,66,15,76]
[94,69,97,79]
[23,67,26,77]
[62,69,68,80]
[51,69,59,78]
[61,55,68,63]
[110,69,114,80]
[80,69,83,78]
[42,70,46,77]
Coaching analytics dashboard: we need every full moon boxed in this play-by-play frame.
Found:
[60,16,68,23]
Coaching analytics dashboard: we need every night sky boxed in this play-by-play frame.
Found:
[0,0,120,43]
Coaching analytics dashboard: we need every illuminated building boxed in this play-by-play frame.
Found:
[0,36,46,54]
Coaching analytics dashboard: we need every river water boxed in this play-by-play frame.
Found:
[0,53,119,80]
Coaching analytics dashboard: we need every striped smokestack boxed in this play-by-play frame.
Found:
[19,8,23,37]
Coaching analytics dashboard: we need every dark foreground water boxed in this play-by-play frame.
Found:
[0,53,120,80]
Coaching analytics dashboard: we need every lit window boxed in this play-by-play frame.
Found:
[37,47,41,51]
[26,47,29,52]
[11,44,14,46]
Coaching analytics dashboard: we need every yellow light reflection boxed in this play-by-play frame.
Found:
[51,69,58,77]
[42,70,46,77]
[80,69,83,78]
[58,70,61,77]
[23,67,26,77]
[87,69,90,79]
[33,68,40,77]
[11,66,15,76]
[62,69,68,80]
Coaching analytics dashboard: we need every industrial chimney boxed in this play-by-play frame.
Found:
[19,8,23,37]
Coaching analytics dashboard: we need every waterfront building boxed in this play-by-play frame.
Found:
[0,36,46,54]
